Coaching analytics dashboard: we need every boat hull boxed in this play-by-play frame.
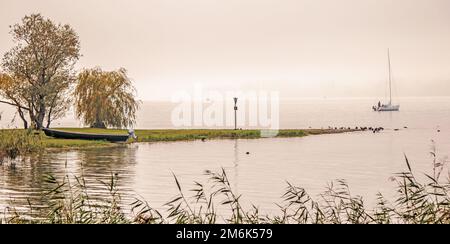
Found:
[43,129,129,142]
[373,104,400,112]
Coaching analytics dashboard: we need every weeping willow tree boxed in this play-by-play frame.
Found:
[75,68,140,129]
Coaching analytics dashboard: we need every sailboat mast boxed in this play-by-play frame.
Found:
[388,48,392,104]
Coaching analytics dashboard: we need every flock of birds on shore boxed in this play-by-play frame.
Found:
[327,126,387,133]
[325,126,442,133]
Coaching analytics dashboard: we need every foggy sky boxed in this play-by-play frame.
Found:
[1,0,450,100]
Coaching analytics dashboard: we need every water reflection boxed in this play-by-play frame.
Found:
[1,130,449,218]
[1,97,450,217]
[0,146,138,217]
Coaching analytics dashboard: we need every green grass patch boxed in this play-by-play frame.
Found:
[0,128,358,152]
[0,129,42,160]
[52,128,356,143]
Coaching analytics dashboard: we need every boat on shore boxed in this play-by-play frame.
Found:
[43,128,130,142]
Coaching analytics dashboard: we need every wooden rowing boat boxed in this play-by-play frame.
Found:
[43,128,129,142]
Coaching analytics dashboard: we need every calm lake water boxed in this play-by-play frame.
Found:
[1,97,450,216]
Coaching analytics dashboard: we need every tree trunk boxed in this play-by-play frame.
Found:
[29,109,37,130]
[35,98,46,129]
[46,106,53,128]
[91,111,106,128]
[46,119,51,128]
[17,108,28,129]
[91,121,107,129]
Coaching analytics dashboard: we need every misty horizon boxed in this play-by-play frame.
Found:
[1,0,450,100]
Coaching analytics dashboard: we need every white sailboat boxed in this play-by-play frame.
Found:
[373,49,400,112]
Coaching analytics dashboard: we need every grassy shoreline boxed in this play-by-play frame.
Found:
[0,128,360,151]
[49,128,359,147]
